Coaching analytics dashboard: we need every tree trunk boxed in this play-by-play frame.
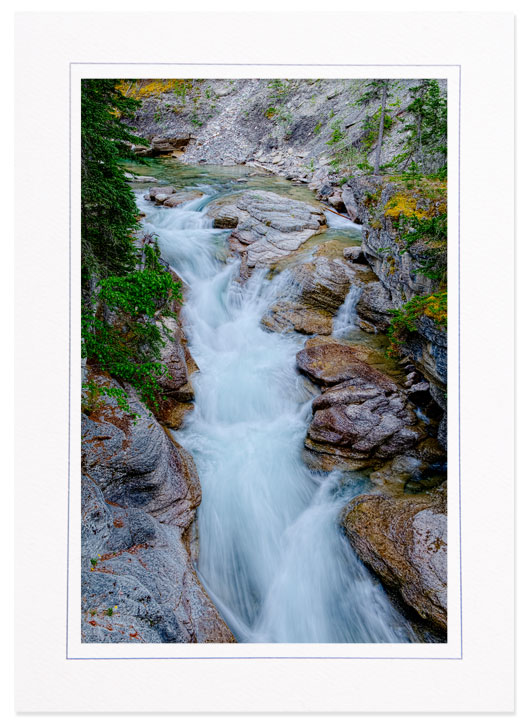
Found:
[373,81,388,175]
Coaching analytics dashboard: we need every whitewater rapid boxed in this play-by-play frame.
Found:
[137,187,414,643]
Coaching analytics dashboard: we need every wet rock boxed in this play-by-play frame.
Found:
[125,173,157,183]
[207,190,325,269]
[262,301,333,335]
[297,343,425,465]
[262,257,353,335]
[148,186,176,200]
[289,257,352,314]
[342,486,447,633]
[81,380,234,643]
[296,342,397,388]
[355,281,394,332]
[212,208,239,229]
[163,190,204,207]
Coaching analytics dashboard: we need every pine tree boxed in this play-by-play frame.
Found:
[81,79,145,286]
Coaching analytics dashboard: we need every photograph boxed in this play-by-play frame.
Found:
[80,76,449,645]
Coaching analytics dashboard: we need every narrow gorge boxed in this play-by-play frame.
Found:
[81,78,448,644]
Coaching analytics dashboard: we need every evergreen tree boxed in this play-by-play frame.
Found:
[357,79,392,174]
[402,80,447,175]
[81,79,144,286]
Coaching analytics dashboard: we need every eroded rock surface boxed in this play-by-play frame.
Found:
[81,379,234,643]
[297,343,425,468]
[262,256,354,335]
[206,190,325,270]
[147,187,204,207]
[342,486,447,633]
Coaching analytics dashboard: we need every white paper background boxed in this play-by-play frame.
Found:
[14,10,514,714]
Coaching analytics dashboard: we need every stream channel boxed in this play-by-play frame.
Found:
[129,159,416,644]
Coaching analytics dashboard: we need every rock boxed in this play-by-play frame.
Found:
[369,455,446,494]
[152,316,198,426]
[82,380,199,526]
[341,186,360,222]
[125,173,157,183]
[211,205,239,229]
[438,410,447,449]
[148,186,176,200]
[289,257,352,314]
[342,486,447,632]
[81,377,234,643]
[307,388,423,462]
[262,257,354,336]
[343,246,367,264]
[261,301,333,335]
[355,281,394,332]
[401,315,447,397]
[296,342,397,388]
[163,190,204,207]
[327,189,346,212]
[297,343,425,465]
[206,190,325,269]
[81,476,234,643]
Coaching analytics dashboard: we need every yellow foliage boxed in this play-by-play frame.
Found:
[116,79,193,99]
[384,193,430,221]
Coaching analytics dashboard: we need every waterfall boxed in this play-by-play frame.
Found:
[136,187,414,644]
[332,284,362,338]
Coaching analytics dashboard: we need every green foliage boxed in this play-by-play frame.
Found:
[82,243,182,413]
[400,80,447,175]
[396,211,447,282]
[314,121,322,135]
[361,108,393,151]
[387,291,447,357]
[356,79,390,106]
[327,119,344,145]
[81,80,145,283]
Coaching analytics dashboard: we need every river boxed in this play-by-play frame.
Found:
[132,160,415,643]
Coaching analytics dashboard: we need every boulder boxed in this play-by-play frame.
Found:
[262,257,353,335]
[148,186,175,200]
[355,281,395,332]
[343,246,367,264]
[163,190,204,207]
[327,188,346,212]
[296,342,397,388]
[261,301,333,335]
[297,343,425,465]
[341,186,360,222]
[206,190,326,269]
[342,486,447,633]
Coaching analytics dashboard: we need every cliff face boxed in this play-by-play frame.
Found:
[346,176,447,447]
[125,78,446,190]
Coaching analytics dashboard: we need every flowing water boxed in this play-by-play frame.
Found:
[133,161,415,643]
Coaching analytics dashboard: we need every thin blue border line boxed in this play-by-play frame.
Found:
[71,62,461,67]
[68,63,461,661]
[457,64,463,660]
[66,61,72,661]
